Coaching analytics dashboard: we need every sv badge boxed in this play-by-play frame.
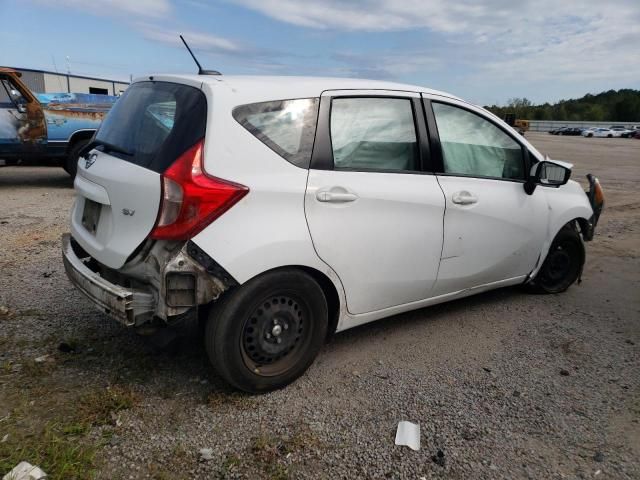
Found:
[122,208,135,217]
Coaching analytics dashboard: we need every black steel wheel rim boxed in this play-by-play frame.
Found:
[240,294,310,377]
[540,240,577,289]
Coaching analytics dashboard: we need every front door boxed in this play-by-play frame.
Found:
[305,91,445,315]
[0,72,46,153]
[425,98,548,295]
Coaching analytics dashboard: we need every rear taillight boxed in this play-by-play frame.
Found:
[150,139,248,240]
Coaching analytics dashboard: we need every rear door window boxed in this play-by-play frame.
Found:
[329,97,419,172]
[94,81,206,173]
[232,98,319,168]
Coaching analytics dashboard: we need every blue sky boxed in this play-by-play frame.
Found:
[1,0,639,105]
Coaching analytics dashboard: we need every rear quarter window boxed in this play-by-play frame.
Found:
[232,98,319,168]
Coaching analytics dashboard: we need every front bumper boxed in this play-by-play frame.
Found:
[62,233,155,326]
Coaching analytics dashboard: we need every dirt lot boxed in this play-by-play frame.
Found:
[0,132,639,479]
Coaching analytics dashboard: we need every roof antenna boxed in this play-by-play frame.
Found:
[180,35,221,75]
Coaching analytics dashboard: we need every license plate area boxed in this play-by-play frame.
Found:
[82,199,102,235]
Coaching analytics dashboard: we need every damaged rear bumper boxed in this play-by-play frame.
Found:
[62,234,235,326]
[62,233,154,326]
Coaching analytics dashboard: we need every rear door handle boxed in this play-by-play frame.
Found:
[316,188,358,203]
[451,191,478,205]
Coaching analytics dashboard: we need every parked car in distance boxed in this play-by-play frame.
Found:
[62,74,604,393]
[609,126,631,137]
[548,126,568,134]
[556,127,582,136]
[621,127,639,138]
[583,128,614,138]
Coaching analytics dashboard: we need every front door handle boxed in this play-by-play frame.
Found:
[451,191,478,205]
[316,188,358,203]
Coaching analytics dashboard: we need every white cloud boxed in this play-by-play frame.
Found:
[33,0,171,18]
[140,25,242,53]
[230,0,640,99]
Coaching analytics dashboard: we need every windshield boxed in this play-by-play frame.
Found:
[95,81,206,173]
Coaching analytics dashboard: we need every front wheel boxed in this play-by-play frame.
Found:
[528,226,585,294]
[205,269,328,393]
[607,134,613,138]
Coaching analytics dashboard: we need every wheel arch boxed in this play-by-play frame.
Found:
[528,215,589,283]
[66,130,95,153]
[228,264,343,339]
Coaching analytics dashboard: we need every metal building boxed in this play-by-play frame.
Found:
[8,67,129,96]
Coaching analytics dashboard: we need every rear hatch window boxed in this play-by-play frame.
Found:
[94,81,207,173]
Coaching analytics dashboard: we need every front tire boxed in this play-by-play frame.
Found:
[205,269,328,393]
[529,225,585,294]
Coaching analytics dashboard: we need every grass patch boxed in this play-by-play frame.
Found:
[19,359,55,379]
[248,426,322,479]
[80,385,139,426]
[0,418,97,480]
[0,384,140,479]
[220,453,242,475]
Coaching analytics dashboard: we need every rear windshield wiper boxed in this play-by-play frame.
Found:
[82,139,133,158]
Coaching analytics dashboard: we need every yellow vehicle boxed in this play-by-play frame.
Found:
[514,119,529,134]
[503,113,529,135]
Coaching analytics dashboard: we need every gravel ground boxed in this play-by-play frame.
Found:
[0,132,638,479]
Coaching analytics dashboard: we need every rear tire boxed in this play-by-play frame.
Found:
[205,269,328,393]
[528,225,584,294]
[64,138,91,179]
[588,133,593,137]
[607,134,612,138]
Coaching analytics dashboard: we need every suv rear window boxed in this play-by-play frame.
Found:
[95,81,206,173]
[232,98,319,168]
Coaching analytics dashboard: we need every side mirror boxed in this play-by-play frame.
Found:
[16,104,27,114]
[524,160,572,195]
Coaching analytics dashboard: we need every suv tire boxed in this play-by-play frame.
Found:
[205,269,328,393]
[527,225,584,294]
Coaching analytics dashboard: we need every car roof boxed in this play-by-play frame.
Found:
[132,74,462,104]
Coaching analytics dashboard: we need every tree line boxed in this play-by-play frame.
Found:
[485,89,640,122]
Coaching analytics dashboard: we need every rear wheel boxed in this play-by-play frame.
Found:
[607,134,612,138]
[528,226,584,294]
[64,138,91,179]
[588,133,593,137]
[205,269,328,393]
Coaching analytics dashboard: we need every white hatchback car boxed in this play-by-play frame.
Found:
[62,75,604,392]
[583,128,615,138]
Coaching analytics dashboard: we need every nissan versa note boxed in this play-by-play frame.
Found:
[62,74,604,393]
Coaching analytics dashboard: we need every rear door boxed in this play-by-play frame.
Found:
[304,90,445,315]
[71,80,207,269]
[424,97,548,295]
